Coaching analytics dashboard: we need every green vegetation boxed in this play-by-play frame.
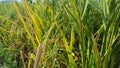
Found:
[0,0,120,68]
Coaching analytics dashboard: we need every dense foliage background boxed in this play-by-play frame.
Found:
[0,0,120,68]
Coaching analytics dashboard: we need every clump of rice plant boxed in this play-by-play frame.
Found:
[0,0,120,68]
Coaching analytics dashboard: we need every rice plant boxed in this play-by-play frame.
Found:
[0,0,120,68]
